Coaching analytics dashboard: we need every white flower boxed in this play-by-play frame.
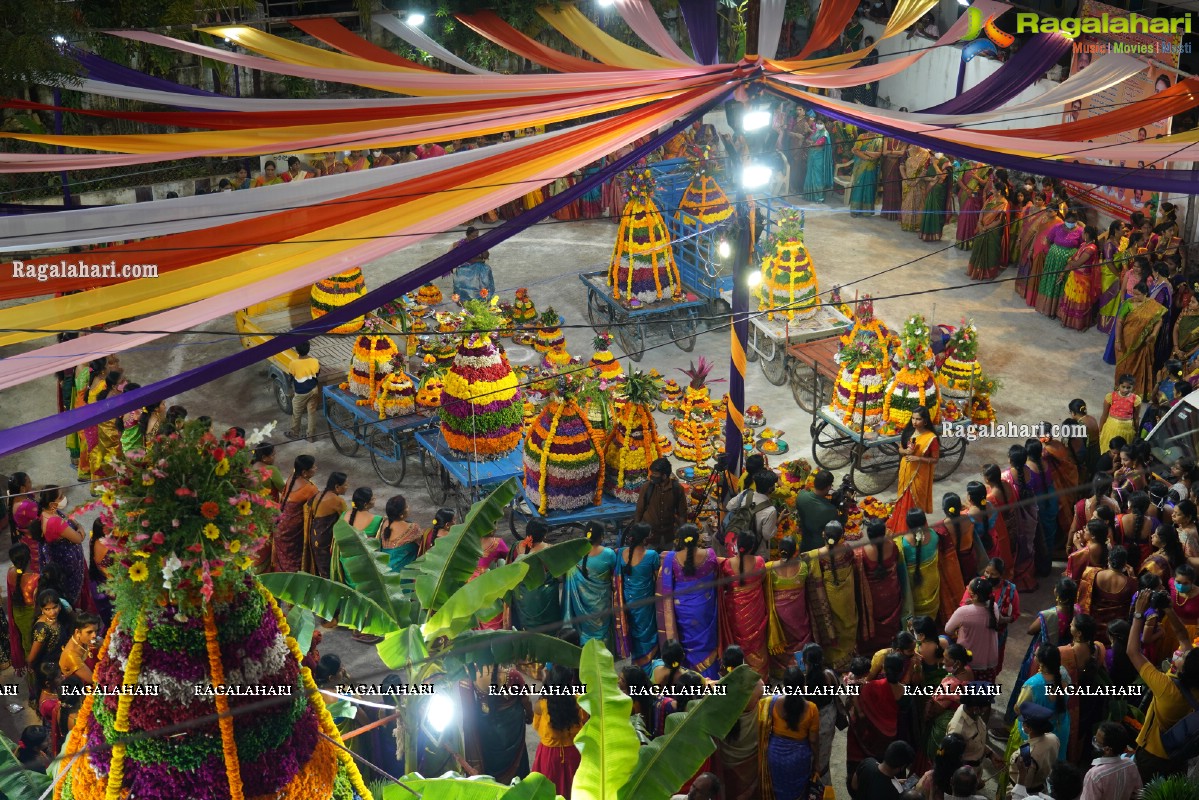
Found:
[246,421,277,447]
[162,553,183,589]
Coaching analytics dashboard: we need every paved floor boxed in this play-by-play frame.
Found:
[0,175,1107,782]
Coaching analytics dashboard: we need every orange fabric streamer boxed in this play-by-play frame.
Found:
[290,18,437,71]
[456,11,618,73]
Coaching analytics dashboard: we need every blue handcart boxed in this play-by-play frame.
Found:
[508,485,636,541]
[580,271,706,361]
[415,429,525,520]
[323,385,438,486]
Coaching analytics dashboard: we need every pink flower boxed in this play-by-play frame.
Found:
[171,519,181,528]
[187,543,204,553]
[141,520,150,528]
[133,533,150,542]
[175,487,193,498]
[151,532,165,545]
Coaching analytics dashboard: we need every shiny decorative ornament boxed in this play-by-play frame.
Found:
[309,268,367,334]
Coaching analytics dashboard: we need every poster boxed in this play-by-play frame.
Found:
[1062,0,1182,221]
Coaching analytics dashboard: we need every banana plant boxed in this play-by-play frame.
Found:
[380,772,561,800]
[261,478,590,774]
[0,736,51,800]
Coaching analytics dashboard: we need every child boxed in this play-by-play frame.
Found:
[286,341,321,441]
[531,665,588,798]
[16,725,50,773]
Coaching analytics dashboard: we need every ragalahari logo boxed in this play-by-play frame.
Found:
[957,5,1015,61]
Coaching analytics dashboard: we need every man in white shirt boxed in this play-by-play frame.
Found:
[1080,722,1142,800]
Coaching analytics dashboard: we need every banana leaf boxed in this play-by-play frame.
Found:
[285,605,316,655]
[514,539,591,588]
[257,573,397,637]
[422,561,530,640]
[572,641,639,800]
[503,773,564,800]
[441,631,583,681]
[334,520,414,625]
[0,736,52,800]
[380,772,560,799]
[616,665,759,800]
[404,478,520,614]
[377,624,432,670]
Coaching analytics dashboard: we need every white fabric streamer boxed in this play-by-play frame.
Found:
[373,15,494,75]
[758,0,787,60]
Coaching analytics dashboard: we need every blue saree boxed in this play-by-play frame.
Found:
[615,547,661,671]
[562,547,617,647]
[657,549,721,679]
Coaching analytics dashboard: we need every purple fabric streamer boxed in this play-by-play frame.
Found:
[73,50,220,97]
[920,34,1072,115]
[679,0,719,66]
[0,93,729,459]
[772,85,1199,193]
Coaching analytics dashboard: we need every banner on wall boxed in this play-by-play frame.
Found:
[1062,0,1183,221]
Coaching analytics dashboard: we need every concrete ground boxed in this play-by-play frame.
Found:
[0,174,1107,784]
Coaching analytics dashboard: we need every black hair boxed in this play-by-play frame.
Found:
[813,470,835,491]
[581,521,604,579]
[983,463,1004,492]
[723,644,745,669]
[661,639,685,686]
[848,655,871,678]
[966,481,992,553]
[1048,762,1083,800]
[932,733,967,794]
[824,521,845,584]
[778,536,797,561]
[673,671,705,712]
[781,665,810,731]
[1008,445,1032,502]
[970,577,998,630]
[36,588,61,612]
[883,739,916,769]
[1037,643,1067,714]
[433,508,455,531]
[1068,398,1088,416]
[251,443,275,463]
[544,665,582,731]
[736,530,756,586]
[621,666,654,731]
[883,652,905,683]
[1085,518,1110,569]
[1177,499,1197,524]
[650,457,672,476]
[315,471,347,516]
[867,520,889,578]
[1129,492,1151,553]
[1108,545,1129,572]
[16,726,48,764]
[676,523,701,576]
[801,643,828,694]
[744,454,765,478]
[347,487,373,527]
[384,495,408,524]
[5,472,29,532]
[313,654,342,686]
[281,455,316,505]
[900,405,938,450]
[950,766,980,798]
[946,643,972,668]
[8,544,31,607]
[754,470,779,495]
[296,341,311,357]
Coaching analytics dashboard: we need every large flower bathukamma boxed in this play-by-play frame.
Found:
[604,371,663,503]
[57,422,370,800]
[828,332,888,431]
[342,327,398,406]
[523,382,605,514]
[676,150,733,227]
[608,170,682,305]
[671,358,722,466]
[439,302,523,461]
[309,268,367,334]
[757,211,819,322]
[935,321,982,401]
[882,315,942,432]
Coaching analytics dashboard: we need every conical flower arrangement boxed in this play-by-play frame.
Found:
[59,423,370,800]
[883,315,942,432]
[935,321,982,401]
[757,210,819,322]
[838,296,891,358]
[342,319,399,406]
[609,170,683,305]
[829,331,888,431]
[439,301,524,461]
[534,307,565,354]
[589,333,624,383]
[310,267,367,334]
[375,367,416,418]
[671,358,723,466]
[604,370,664,502]
[523,375,606,514]
[677,148,733,226]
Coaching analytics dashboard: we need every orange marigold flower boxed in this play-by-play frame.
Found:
[199,501,220,519]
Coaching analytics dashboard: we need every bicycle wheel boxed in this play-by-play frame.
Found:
[811,420,853,471]
[852,445,898,495]
[618,320,646,362]
[670,309,697,352]
[422,451,450,505]
[934,437,968,482]
[326,400,360,457]
[370,430,406,486]
[745,326,759,363]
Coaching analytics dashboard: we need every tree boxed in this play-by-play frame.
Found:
[0,0,87,96]
[260,477,589,773]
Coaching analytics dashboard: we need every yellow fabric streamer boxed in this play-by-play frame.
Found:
[767,0,939,71]
[536,5,686,70]
[0,91,722,347]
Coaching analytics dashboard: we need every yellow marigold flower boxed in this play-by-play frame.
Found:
[229,540,241,554]
[128,562,149,582]
[133,550,150,559]
[237,501,252,516]
[238,556,254,570]
[142,477,154,487]
[203,523,221,540]
[214,458,230,477]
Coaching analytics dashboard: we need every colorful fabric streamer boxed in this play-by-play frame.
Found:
[535,5,686,69]
[678,0,719,65]
[919,33,1072,114]
[613,0,697,63]
[757,0,787,60]
[790,0,860,60]
[454,11,617,73]
[372,14,494,75]
[288,18,438,71]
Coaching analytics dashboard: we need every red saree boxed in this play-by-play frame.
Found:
[857,546,904,653]
[846,677,899,776]
[720,557,770,679]
[1077,567,1134,644]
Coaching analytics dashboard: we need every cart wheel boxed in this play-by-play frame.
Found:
[851,445,898,496]
[670,309,697,352]
[790,369,831,413]
[272,376,292,414]
[618,320,645,362]
[759,343,788,386]
[326,400,360,457]
[745,326,759,363]
[370,430,406,486]
[422,456,450,506]
[811,421,853,471]
[709,298,732,330]
[934,437,968,482]
[587,289,611,331]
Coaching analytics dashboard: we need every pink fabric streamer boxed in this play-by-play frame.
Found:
[107,30,720,94]
[0,86,727,390]
[613,0,698,63]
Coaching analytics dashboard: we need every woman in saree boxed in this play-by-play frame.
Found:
[880,138,907,220]
[1097,221,1131,334]
[1003,445,1042,592]
[899,509,942,623]
[271,455,318,574]
[87,371,125,484]
[1034,212,1086,319]
[471,527,513,633]
[1005,577,1077,723]
[848,134,882,216]
[31,488,86,609]
[120,398,163,455]
[803,117,834,203]
[900,147,933,232]
[1026,439,1060,576]
[888,406,940,527]
[562,522,615,647]
[937,493,979,587]
[922,644,974,762]
[1067,519,1110,583]
[1103,253,1148,366]
[1024,208,1065,308]
[1056,225,1102,331]
[578,161,604,219]
[1173,286,1199,370]
[808,521,859,670]
[954,163,987,251]
[1012,196,1053,296]
[309,473,347,580]
[1078,545,1134,644]
[983,465,1020,569]
[918,154,951,242]
[720,530,770,679]
[1056,614,1106,762]
[462,663,532,784]
[857,521,907,654]
[965,181,1009,280]
[531,666,587,798]
[377,495,423,573]
[717,646,764,799]
[613,522,659,673]
[6,543,37,673]
[1008,644,1071,763]
[846,652,905,779]
[967,480,1011,569]
[657,524,720,678]
[513,518,564,641]
[759,665,820,800]
[1003,187,1032,266]
[71,357,109,477]
[765,537,810,677]
[1115,282,1166,398]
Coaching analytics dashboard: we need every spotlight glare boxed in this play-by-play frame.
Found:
[747,272,763,289]
[425,692,453,734]
[53,35,67,45]
[717,240,732,259]
[741,163,773,190]
[408,12,427,27]
[742,109,771,132]
[599,0,616,6]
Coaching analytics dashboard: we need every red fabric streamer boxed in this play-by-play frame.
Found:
[289,18,438,71]
[791,0,861,59]
[455,11,620,73]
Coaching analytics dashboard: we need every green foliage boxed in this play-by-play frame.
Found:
[620,370,665,406]
[333,519,414,625]
[260,572,395,636]
[422,560,529,640]
[380,773,560,800]
[0,0,85,94]
[284,604,316,655]
[443,631,582,678]
[573,642,640,799]
[1142,774,1199,800]
[0,735,51,800]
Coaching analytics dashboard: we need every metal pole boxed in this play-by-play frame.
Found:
[724,194,752,475]
[52,88,73,208]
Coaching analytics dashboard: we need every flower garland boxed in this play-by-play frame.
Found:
[757,235,819,322]
[523,391,606,515]
[439,329,523,460]
[605,401,661,502]
[203,606,245,800]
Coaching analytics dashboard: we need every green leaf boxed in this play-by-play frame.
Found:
[617,666,760,800]
[514,539,591,588]
[422,561,529,640]
[377,625,431,670]
[501,773,563,800]
[0,736,52,800]
[405,478,520,613]
[573,640,638,800]
[333,520,414,625]
[380,775,537,800]
[285,605,316,655]
[441,631,582,681]
[258,573,396,637]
